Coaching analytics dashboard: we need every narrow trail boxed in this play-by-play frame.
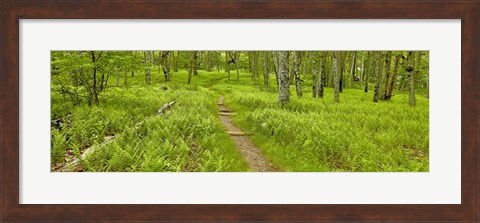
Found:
[217,95,279,172]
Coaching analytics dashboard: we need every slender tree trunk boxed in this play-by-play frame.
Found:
[278,51,290,107]
[207,51,212,72]
[333,52,340,103]
[235,51,240,82]
[193,51,198,76]
[293,52,302,97]
[359,51,364,89]
[145,51,152,85]
[318,51,326,98]
[188,51,197,84]
[263,51,270,88]
[159,51,171,82]
[364,51,371,93]
[382,52,392,100]
[426,54,429,99]
[408,51,416,106]
[225,51,231,80]
[350,52,356,84]
[312,52,318,98]
[91,51,99,105]
[272,52,280,89]
[387,54,401,99]
[115,69,120,86]
[339,51,346,93]
[173,51,179,72]
[253,51,259,79]
[123,69,128,86]
[373,52,383,102]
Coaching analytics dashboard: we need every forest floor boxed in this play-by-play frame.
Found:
[217,95,278,172]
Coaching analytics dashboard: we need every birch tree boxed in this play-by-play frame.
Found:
[333,52,340,103]
[278,51,290,107]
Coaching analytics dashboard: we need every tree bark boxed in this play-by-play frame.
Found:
[364,51,371,93]
[278,51,290,107]
[312,52,317,98]
[159,51,171,82]
[123,70,128,86]
[408,51,416,106]
[193,51,198,75]
[263,51,270,88]
[387,54,401,99]
[207,51,212,72]
[225,51,231,80]
[382,52,392,100]
[193,51,198,76]
[90,51,99,105]
[235,51,240,82]
[318,51,326,98]
[115,69,120,87]
[145,51,152,85]
[173,51,179,72]
[333,52,340,103]
[339,51,345,93]
[272,52,280,89]
[359,51,364,90]
[350,52,357,84]
[293,52,302,97]
[425,54,429,99]
[373,52,383,102]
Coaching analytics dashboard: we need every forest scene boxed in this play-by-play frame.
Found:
[51,50,429,172]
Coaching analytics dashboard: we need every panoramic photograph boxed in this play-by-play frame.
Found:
[50,50,429,172]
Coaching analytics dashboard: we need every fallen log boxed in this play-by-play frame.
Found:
[157,101,177,115]
[57,135,115,172]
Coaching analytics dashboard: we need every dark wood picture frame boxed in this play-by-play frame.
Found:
[1,1,478,222]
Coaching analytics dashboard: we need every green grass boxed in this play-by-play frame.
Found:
[52,67,429,172]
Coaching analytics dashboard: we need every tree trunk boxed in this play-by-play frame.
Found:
[173,51,179,72]
[426,54,429,99]
[333,52,340,103]
[91,51,99,105]
[115,69,119,86]
[359,51,364,89]
[408,51,416,106]
[145,51,152,85]
[278,51,290,107]
[263,51,270,88]
[123,70,128,86]
[188,51,197,84]
[339,51,346,93]
[382,52,392,100]
[318,51,326,98]
[364,51,371,93]
[373,51,383,102]
[312,52,317,98]
[272,52,280,89]
[193,51,198,76]
[235,51,240,82]
[350,52,356,84]
[387,54,401,99]
[207,51,212,72]
[159,51,171,82]
[253,51,259,79]
[293,52,302,97]
[225,51,231,80]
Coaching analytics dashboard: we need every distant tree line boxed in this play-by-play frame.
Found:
[51,51,428,107]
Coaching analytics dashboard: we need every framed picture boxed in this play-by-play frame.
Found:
[1,1,478,222]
